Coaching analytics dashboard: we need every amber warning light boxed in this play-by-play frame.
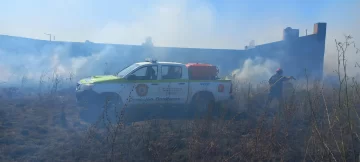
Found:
[218,84,224,92]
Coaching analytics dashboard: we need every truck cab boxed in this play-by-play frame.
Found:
[119,60,191,105]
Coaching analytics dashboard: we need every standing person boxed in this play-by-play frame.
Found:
[265,68,295,118]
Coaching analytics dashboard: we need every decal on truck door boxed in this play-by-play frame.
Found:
[136,84,149,96]
[162,87,182,95]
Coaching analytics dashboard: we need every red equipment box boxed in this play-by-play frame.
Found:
[186,63,218,80]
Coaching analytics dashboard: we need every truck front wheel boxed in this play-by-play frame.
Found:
[79,93,123,124]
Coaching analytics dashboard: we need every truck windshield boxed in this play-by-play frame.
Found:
[117,63,140,78]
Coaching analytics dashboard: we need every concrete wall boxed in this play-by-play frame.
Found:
[0,22,326,79]
[243,22,326,78]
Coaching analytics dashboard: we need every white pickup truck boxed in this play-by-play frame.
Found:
[75,60,233,121]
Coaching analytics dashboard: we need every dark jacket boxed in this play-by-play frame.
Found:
[268,74,290,95]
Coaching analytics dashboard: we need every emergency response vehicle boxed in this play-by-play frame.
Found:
[75,59,233,121]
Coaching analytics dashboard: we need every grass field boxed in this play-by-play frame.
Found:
[0,75,359,162]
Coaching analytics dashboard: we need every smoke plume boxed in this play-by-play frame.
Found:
[231,57,280,84]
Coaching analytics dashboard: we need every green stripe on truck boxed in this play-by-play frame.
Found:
[79,77,231,84]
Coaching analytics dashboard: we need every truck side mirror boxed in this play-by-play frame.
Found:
[127,74,137,80]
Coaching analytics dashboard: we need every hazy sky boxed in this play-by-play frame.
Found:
[1,0,358,49]
[1,0,360,75]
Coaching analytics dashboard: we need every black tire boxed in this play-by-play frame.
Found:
[189,93,215,118]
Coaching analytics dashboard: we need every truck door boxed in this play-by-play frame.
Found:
[126,65,159,105]
[160,65,188,104]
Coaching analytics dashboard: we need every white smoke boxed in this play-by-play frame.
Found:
[0,44,137,87]
[71,45,136,78]
[231,57,280,84]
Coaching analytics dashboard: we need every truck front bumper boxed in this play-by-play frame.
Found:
[76,90,101,106]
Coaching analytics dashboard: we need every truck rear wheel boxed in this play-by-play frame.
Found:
[189,93,215,117]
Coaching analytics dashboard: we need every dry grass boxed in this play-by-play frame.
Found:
[0,77,357,162]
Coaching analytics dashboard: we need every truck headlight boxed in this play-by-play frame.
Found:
[77,83,94,91]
